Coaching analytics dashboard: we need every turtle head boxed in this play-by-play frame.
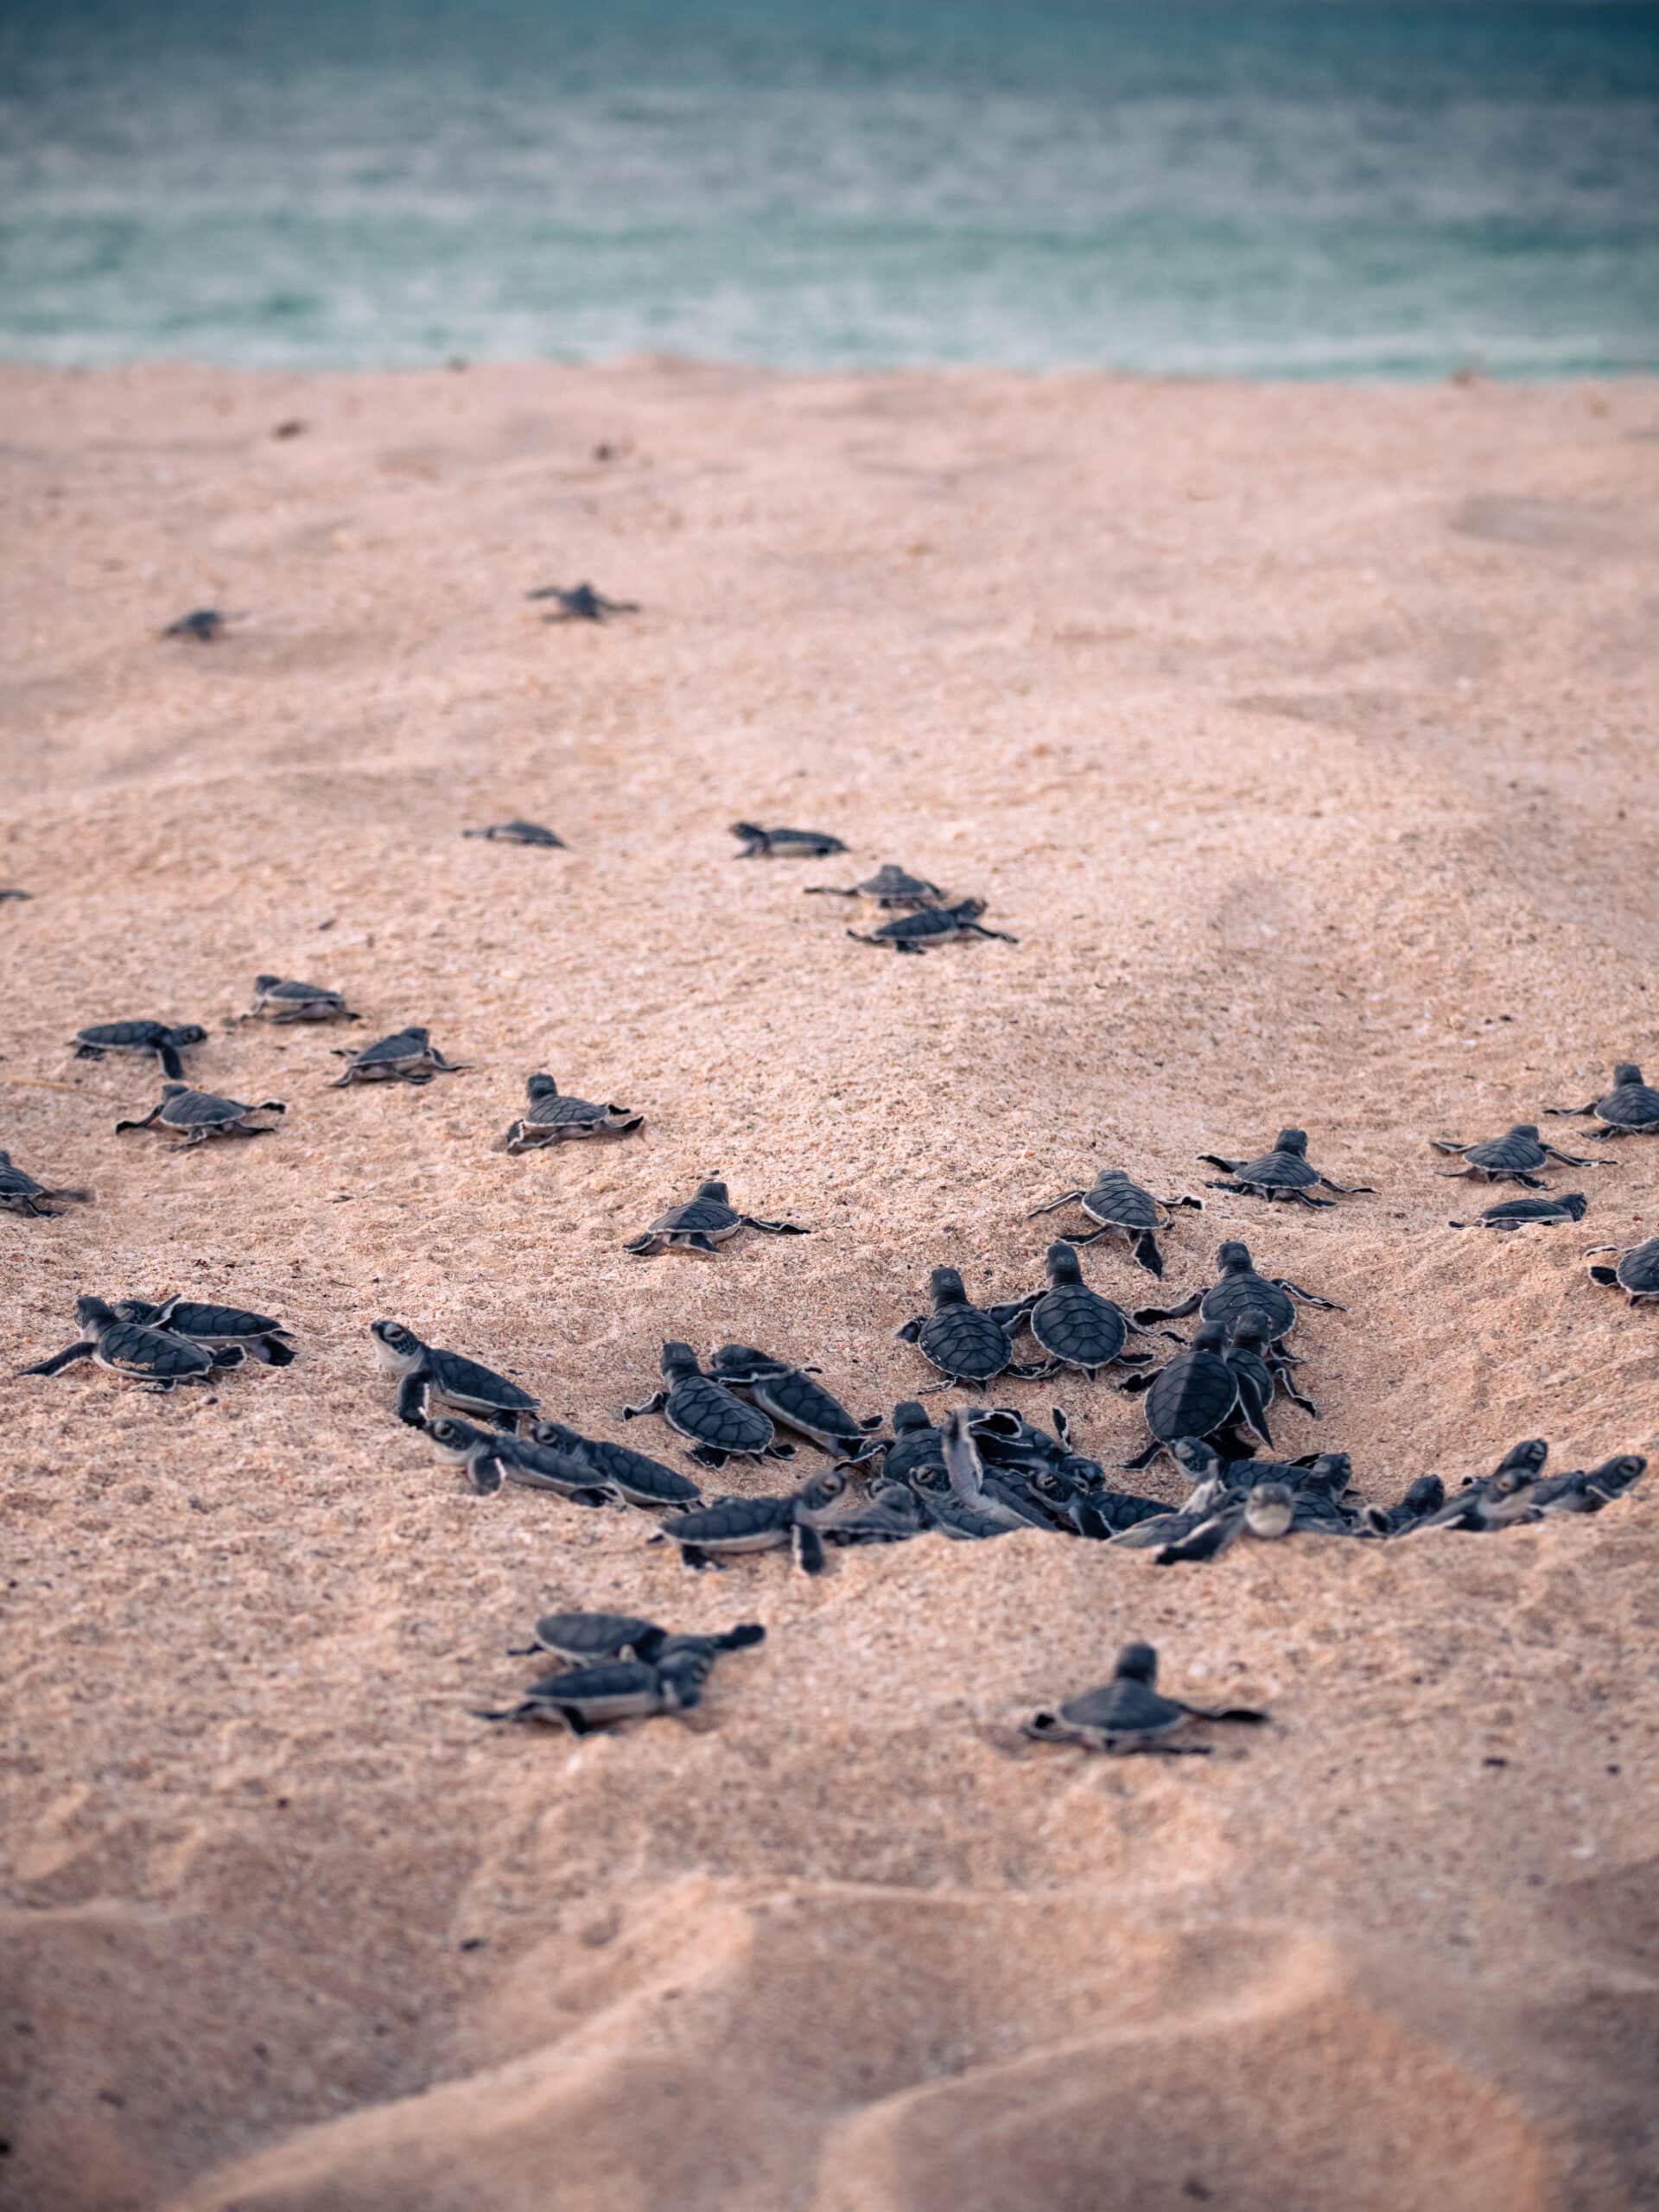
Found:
[1230,1306,1274,1349]
[1114,1643,1159,1685]
[1216,1241,1253,1273]
[75,1295,117,1329]
[1244,1482,1294,1538]
[164,1025,207,1048]
[403,1026,430,1045]
[1613,1063,1643,1088]
[160,1082,188,1098]
[1494,1438,1548,1479]
[1303,1452,1352,1496]
[709,1343,781,1380]
[797,1467,849,1516]
[1044,1241,1084,1286]
[1554,1192,1588,1219]
[929,1266,968,1306]
[1404,1474,1446,1515]
[110,1298,159,1325]
[1193,1322,1229,1353]
[1274,1129,1308,1155]
[529,1418,582,1452]
[1094,1166,1130,1183]
[524,1072,560,1101]
[425,1415,486,1460]
[654,1649,710,1711]
[370,1319,425,1370]
[891,1401,931,1434]
[1169,1434,1224,1482]
[951,897,988,921]
[729,822,765,840]
[695,1178,730,1204]
[1509,1123,1540,1140]
[253,976,283,992]
[1589,1453,1646,1496]
[660,1340,702,1380]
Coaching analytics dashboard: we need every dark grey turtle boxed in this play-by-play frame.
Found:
[370,1319,538,1430]
[1586,1238,1659,1306]
[623,1341,797,1469]
[528,1421,703,1508]
[848,898,1016,954]
[502,1072,642,1152]
[1023,1643,1268,1756]
[1530,1454,1647,1516]
[461,819,568,848]
[525,582,639,623]
[1153,1482,1297,1565]
[72,1019,208,1081]
[1448,1192,1588,1231]
[243,976,361,1023]
[114,1083,286,1145]
[1108,1440,1236,1551]
[510,1612,765,1664]
[1228,1307,1318,1419]
[1065,1481,1173,1541]
[111,1294,295,1366]
[874,1401,950,1489]
[1361,1472,1447,1537]
[887,1473,1017,1541]
[896,1267,1047,1395]
[820,1484,930,1548]
[423,1416,618,1503]
[656,1469,850,1574]
[804,863,944,910]
[1200,1128,1373,1208]
[1548,1063,1659,1139]
[0,1150,91,1217]
[474,1651,711,1732]
[708,1344,883,1459]
[1135,1240,1343,1351]
[1118,1324,1271,1470]
[19,1295,242,1391]
[1026,1166,1203,1278]
[0,887,32,902]
[1431,1123,1605,1187]
[730,822,848,859]
[332,1027,470,1086]
[1411,1440,1548,1533]
[162,607,228,642]
[1001,1243,1159,1382]
[938,1409,1062,1532]
[624,1178,807,1256]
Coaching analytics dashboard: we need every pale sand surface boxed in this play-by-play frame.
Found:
[3,362,1659,2212]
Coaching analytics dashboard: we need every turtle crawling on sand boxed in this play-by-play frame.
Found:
[1027,1167,1202,1277]
[423,1417,617,1503]
[19,1296,242,1392]
[896,1266,1051,1394]
[474,1649,714,1732]
[1023,1643,1268,1756]
[461,820,567,848]
[526,582,639,623]
[624,1179,807,1256]
[623,1341,796,1469]
[656,1469,850,1574]
[502,1072,642,1151]
[849,898,1016,954]
[162,607,228,643]
[804,863,944,909]
[115,1084,286,1147]
[1548,1063,1659,1140]
[0,1150,91,1217]
[332,1027,469,1086]
[1585,1237,1659,1306]
[1200,1128,1373,1208]
[72,1019,207,1082]
[511,1612,765,1665]
[370,1319,538,1431]
[732,822,849,859]
[1431,1123,1605,1187]
[1448,1192,1588,1231]
[242,976,361,1024]
[111,1294,294,1366]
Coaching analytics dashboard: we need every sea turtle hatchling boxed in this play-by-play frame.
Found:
[71,1019,208,1081]
[623,1342,798,1469]
[162,607,228,642]
[874,1401,951,1488]
[241,976,361,1023]
[896,1267,1051,1395]
[461,820,568,848]
[1411,1444,1547,1533]
[1153,1481,1298,1565]
[114,1084,286,1146]
[111,1295,295,1366]
[804,863,944,910]
[19,1296,243,1391]
[998,1243,1160,1382]
[526,582,640,623]
[1530,1454,1648,1516]
[656,1469,850,1574]
[370,1319,539,1431]
[0,887,32,902]
[1135,1240,1343,1352]
[708,1344,884,1459]
[730,823,849,859]
[1449,1192,1589,1231]
[1118,1324,1273,1470]
[1585,1238,1659,1306]
[332,1027,470,1086]
[1361,1474,1447,1538]
[624,1178,807,1256]
[423,1417,618,1504]
[1199,1128,1374,1208]
[848,898,1017,954]
[1026,1167,1203,1278]
[1430,1124,1606,1187]
[0,1151,91,1217]
[474,1650,712,1732]
[527,1421,703,1509]
[938,1409,1069,1533]
[501,1073,642,1151]
[510,1612,765,1664]
[1548,1063,1659,1140]
[1023,1643,1268,1757]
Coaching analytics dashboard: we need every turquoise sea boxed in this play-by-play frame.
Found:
[1,0,1656,377]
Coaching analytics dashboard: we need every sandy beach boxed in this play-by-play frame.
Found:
[3,360,1659,2211]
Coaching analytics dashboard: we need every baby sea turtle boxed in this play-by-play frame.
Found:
[1135,1240,1341,1357]
[0,1151,91,1217]
[1585,1238,1659,1306]
[332,1027,470,1086]
[1414,1444,1546,1533]
[1026,1167,1202,1277]
[1362,1474,1447,1538]
[111,1295,295,1366]
[1023,1643,1268,1757]
[1199,1128,1373,1208]
[72,1019,207,1080]
[624,1178,808,1256]
[1229,1307,1318,1418]
[1431,1123,1605,1187]
[1548,1063,1659,1140]
[162,608,227,642]
[475,1651,709,1732]
[1153,1481,1297,1565]
[242,976,361,1023]
[872,1401,950,1489]
[708,1344,883,1459]
[0,887,32,902]
[526,582,639,623]
[848,898,1017,954]
[461,820,568,848]
[19,1296,241,1391]
[1119,1324,1272,1470]
[730,823,849,859]
[114,1084,286,1146]
[1002,1243,1159,1381]
[656,1469,849,1574]
[938,1410,1064,1532]
[1449,1192,1588,1231]
[624,1341,797,1469]
[804,863,944,910]
[896,1266,1048,1395]
[370,1319,538,1430]
[1531,1454,1647,1516]
[528,1421,703,1509]
[511,1612,765,1664]
[423,1417,617,1503]
[501,1073,642,1151]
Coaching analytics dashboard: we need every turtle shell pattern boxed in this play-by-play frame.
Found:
[1141,1348,1240,1441]
[665,1376,776,1454]
[1459,1130,1548,1173]
[518,1660,666,1715]
[1198,1270,1297,1341]
[745,1368,867,1445]
[1055,1678,1186,1738]
[660,1495,795,1549]
[915,1305,1014,1382]
[78,1020,172,1051]
[532,1612,670,1661]
[153,1300,283,1338]
[162,1089,262,1127]
[526,1091,613,1128]
[869,906,962,944]
[1027,1285,1131,1370]
[1080,1175,1163,1229]
[345,1028,434,1071]
[1611,1240,1659,1294]
[537,1427,702,1505]
[99,1320,219,1380]
[1231,1147,1320,1191]
[428,1348,537,1414]
[652,1193,741,1239]
[1598,1077,1659,1128]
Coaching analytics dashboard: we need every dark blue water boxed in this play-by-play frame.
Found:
[2,0,1656,374]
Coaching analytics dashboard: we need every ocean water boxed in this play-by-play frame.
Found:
[1,0,1656,378]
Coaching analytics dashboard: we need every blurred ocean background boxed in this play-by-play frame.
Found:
[1,0,1656,378]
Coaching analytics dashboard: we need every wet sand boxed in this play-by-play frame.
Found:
[3,361,1659,2211]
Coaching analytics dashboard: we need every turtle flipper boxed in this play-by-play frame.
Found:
[1286,1191,1336,1209]
[1155,1509,1245,1565]
[73,1043,105,1060]
[1121,1438,1160,1470]
[689,1446,729,1469]
[1540,1144,1605,1168]
[19,1339,96,1376]
[1185,1704,1268,1725]
[1278,1281,1344,1310]
[1511,1173,1547,1191]
[1130,1231,1165,1276]
[793,1522,828,1576]
[1281,1377,1319,1417]
[965,924,1019,944]
[1132,1292,1201,1325]
[1115,1350,1155,1367]
[1586,1264,1619,1286]
[1204,1179,1252,1197]
[987,1295,1038,1332]
[623,1234,664,1255]
[472,1454,505,1496]
[740,1215,809,1236]
[1060,1224,1113,1247]
[1165,1194,1205,1211]
[1026,1190,1085,1217]
[621,1390,668,1419]
[156,1042,185,1079]
[678,1233,719,1253]
[1429,1138,1470,1155]
[114,1106,162,1134]
[804,885,857,898]
[893,1318,924,1344]
[1232,1376,1274,1448]
[397,1371,429,1426]
[1198,1154,1243,1173]
[1317,1177,1374,1195]
[1544,1102,1595,1117]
